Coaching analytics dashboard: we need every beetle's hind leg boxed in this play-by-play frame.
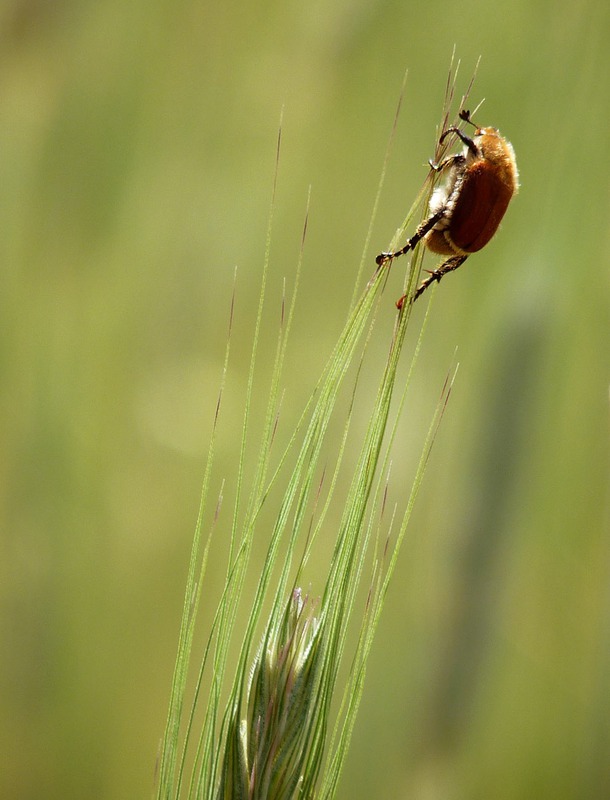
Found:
[375,208,445,266]
[375,154,464,267]
[396,254,468,309]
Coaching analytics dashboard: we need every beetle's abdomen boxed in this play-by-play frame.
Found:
[447,161,514,253]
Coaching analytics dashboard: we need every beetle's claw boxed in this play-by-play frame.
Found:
[376,252,392,266]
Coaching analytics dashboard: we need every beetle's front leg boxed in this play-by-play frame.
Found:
[429,153,464,173]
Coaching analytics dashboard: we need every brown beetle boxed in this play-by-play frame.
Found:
[377,110,519,306]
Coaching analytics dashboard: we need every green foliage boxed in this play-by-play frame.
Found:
[2,2,609,798]
[156,68,468,797]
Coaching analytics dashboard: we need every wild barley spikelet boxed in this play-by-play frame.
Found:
[217,589,320,799]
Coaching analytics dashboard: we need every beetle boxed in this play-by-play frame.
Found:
[376,109,519,306]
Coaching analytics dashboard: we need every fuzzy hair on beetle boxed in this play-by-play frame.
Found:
[377,109,519,307]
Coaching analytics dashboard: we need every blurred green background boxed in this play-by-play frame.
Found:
[2,0,609,797]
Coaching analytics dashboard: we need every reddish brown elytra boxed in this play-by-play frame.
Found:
[376,109,519,306]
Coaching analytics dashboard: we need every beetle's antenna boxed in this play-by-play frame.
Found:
[459,109,477,128]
